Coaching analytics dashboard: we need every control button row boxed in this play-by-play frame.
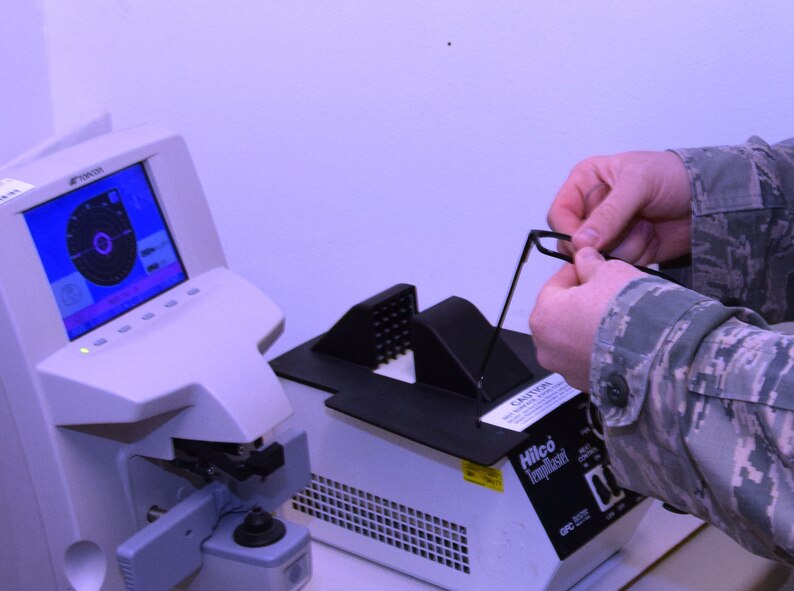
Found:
[86,286,201,348]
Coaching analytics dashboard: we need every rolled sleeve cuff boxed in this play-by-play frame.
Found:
[671,136,780,216]
[671,138,791,317]
[590,276,718,427]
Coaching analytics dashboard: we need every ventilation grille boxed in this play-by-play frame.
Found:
[372,290,415,364]
[292,473,470,573]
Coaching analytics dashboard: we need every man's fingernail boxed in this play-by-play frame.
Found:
[577,246,602,261]
[574,228,599,247]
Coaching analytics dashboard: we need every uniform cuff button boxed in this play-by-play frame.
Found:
[605,374,630,408]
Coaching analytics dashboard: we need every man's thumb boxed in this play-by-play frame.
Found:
[574,247,605,284]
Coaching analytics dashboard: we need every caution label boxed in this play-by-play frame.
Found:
[480,373,578,432]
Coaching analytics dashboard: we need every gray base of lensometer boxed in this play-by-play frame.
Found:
[118,481,312,591]
[117,429,311,591]
[187,514,311,591]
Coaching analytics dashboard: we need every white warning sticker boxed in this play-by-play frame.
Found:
[481,373,579,432]
[0,178,35,206]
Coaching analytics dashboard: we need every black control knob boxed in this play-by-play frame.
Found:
[233,506,287,547]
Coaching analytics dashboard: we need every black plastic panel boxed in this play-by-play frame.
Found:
[270,285,549,465]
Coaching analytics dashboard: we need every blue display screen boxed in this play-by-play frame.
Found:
[24,163,187,340]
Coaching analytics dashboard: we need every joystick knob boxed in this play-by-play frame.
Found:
[233,506,287,547]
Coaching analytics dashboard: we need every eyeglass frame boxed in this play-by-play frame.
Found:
[476,229,679,426]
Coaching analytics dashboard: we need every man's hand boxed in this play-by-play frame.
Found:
[548,151,692,265]
[529,248,644,391]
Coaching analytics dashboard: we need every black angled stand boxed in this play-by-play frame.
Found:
[270,284,547,465]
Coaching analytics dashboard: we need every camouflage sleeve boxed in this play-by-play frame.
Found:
[672,136,794,324]
[590,276,794,564]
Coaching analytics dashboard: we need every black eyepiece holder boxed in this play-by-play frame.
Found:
[271,284,546,465]
[411,296,533,402]
[311,284,417,368]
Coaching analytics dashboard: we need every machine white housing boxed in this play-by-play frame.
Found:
[274,284,650,591]
[281,378,648,591]
[0,125,310,590]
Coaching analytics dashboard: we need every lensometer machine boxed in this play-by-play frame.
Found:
[273,285,650,591]
[0,125,311,591]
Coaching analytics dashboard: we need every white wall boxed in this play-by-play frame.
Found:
[39,1,794,356]
[1,0,53,166]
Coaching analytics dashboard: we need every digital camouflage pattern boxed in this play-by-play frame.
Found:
[678,136,794,322]
[590,137,794,564]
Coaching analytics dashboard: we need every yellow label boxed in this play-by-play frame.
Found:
[461,460,504,493]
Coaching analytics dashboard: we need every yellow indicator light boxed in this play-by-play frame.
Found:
[79,347,90,354]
